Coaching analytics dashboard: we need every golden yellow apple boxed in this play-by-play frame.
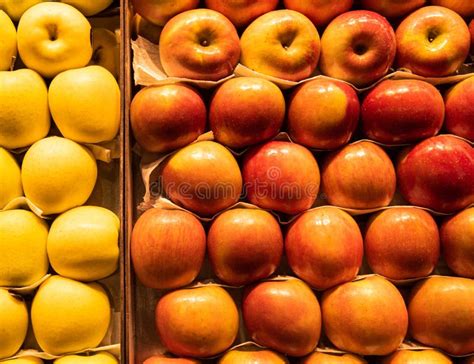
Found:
[59,0,113,16]
[54,352,118,364]
[89,28,119,78]
[0,289,28,359]
[0,0,44,21]
[0,147,22,209]
[2,358,44,364]
[0,9,16,71]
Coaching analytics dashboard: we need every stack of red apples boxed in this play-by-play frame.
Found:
[129,0,474,363]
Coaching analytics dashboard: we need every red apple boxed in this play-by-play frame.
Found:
[381,350,452,363]
[162,141,242,217]
[218,347,288,364]
[397,135,474,213]
[444,76,474,141]
[131,0,199,26]
[361,0,426,18]
[441,207,474,278]
[361,79,445,144]
[240,10,320,81]
[322,275,408,356]
[408,276,474,356]
[156,285,239,358]
[396,6,470,77]
[131,208,205,289]
[321,141,396,209]
[242,141,320,215]
[159,9,240,81]
[285,207,363,290]
[431,0,474,18]
[288,78,360,150]
[242,278,321,357]
[130,83,206,153]
[207,208,283,286]
[300,352,367,364]
[364,207,440,280]
[283,0,353,27]
[209,77,285,149]
[144,357,201,364]
[204,0,279,28]
[320,11,396,87]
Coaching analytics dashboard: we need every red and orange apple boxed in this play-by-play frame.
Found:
[441,207,474,278]
[207,208,283,286]
[397,135,474,213]
[300,352,367,364]
[204,0,279,28]
[320,11,396,87]
[156,286,239,358]
[161,141,242,216]
[288,78,360,150]
[444,76,474,141]
[361,79,445,144]
[285,207,363,290]
[361,0,426,18]
[283,0,353,27]
[131,0,199,26]
[431,0,474,18]
[242,141,320,215]
[131,208,206,289]
[243,278,321,357]
[240,10,320,81]
[130,83,206,153]
[381,350,452,364]
[144,357,201,364]
[470,20,474,53]
[321,141,396,209]
[396,6,470,77]
[322,275,408,356]
[159,9,240,80]
[209,77,285,149]
[364,207,440,280]
[218,347,288,364]
[408,276,474,356]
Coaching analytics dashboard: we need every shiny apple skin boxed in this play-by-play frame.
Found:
[441,207,474,278]
[361,0,426,18]
[130,84,206,153]
[207,208,283,286]
[285,207,363,290]
[242,141,320,215]
[300,352,367,364]
[131,0,199,26]
[156,286,239,358]
[204,0,279,28]
[240,10,320,81]
[131,209,206,289]
[242,279,321,357]
[408,276,474,356]
[362,79,445,144]
[320,11,396,87]
[431,0,474,18]
[288,78,360,150]
[395,6,470,77]
[218,348,288,364]
[209,77,285,149]
[159,9,240,81]
[283,0,353,27]
[321,141,396,209]
[161,141,243,217]
[322,275,408,356]
[144,357,202,364]
[381,349,452,364]
[365,207,440,280]
[444,76,474,141]
[397,135,474,213]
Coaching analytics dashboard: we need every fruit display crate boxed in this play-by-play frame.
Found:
[123,1,474,364]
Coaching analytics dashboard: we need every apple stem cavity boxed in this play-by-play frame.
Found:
[47,24,58,41]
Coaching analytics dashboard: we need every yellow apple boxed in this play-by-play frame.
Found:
[21,137,97,215]
[49,66,120,143]
[0,147,22,209]
[59,0,113,16]
[0,0,44,21]
[89,28,119,78]
[0,209,49,287]
[31,276,111,355]
[2,358,44,364]
[54,352,118,364]
[47,206,120,282]
[17,2,92,78]
[0,289,28,359]
[0,69,50,149]
[0,10,16,71]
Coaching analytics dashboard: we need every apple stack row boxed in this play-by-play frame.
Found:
[0,1,122,363]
